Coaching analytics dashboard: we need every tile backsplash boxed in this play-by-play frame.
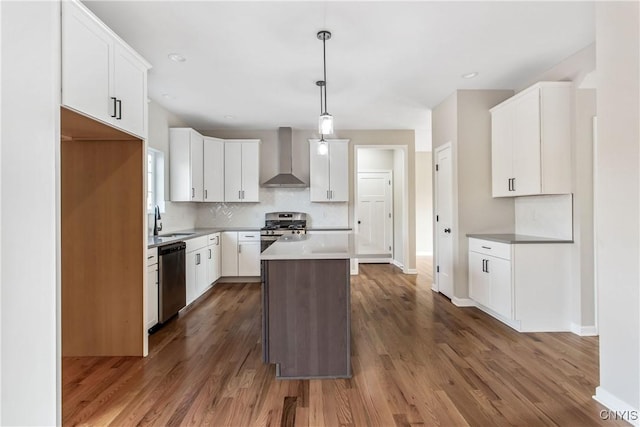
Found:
[515,194,573,239]
[195,187,349,228]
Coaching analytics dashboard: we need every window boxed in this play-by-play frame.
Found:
[147,147,165,214]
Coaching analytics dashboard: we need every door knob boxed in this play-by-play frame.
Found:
[444,228,451,233]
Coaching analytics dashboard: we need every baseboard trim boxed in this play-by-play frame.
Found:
[570,323,599,336]
[391,259,404,269]
[452,297,476,307]
[431,283,438,292]
[217,276,261,283]
[594,387,640,426]
[403,268,417,274]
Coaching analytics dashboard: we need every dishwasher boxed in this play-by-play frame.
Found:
[157,241,186,327]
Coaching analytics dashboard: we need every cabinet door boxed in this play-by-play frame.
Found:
[146,263,158,330]
[195,250,209,297]
[238,242,261,276]
[190,131,204,201]
[241,142,260,202]
[203,137,224,202]
[309,141,330,201]
[468,251,490,307]
[512,89,541,196]
[112,44,147,137]
[491,106,514,197]
[328,142,349,201]
[224,143,243,202]
[62,1,113,124]
[488,256,512,319]
[207,234,221,284]
[221,232,239,276]
[186,251,198,305]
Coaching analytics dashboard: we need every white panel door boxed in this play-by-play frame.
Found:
[309,141,331,201]
[512,88,541,196]
[489,256,512,319]
[357,171,392,256]
[112,44,146,137]
[203,137,224,202]
[238,242,261,276]
[224,143,243,202]
[62,1,112,123]
[221,232,238,276]
[491,106,514,197]
[435,144,454,299]
[468,251,490,307]
[189,131,204,201]
[329,141,349,201]
[241,142,260,202]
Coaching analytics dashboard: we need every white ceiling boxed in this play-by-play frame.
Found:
[84,1,595,131]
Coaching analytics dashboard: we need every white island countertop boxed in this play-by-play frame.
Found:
[261,233,356,260]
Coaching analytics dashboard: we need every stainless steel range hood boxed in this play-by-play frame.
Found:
[262,127,307,187]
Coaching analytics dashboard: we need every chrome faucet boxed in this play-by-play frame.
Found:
[153,205,163,236]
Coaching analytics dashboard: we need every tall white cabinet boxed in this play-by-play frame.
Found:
[224,140,260,202]
[203,137,225,202]
[170,128,205,201]
[61,0,150,138]
[309,139,349,202]
[490,82,571,197]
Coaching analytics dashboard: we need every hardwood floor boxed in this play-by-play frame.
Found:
[63,257,623,426]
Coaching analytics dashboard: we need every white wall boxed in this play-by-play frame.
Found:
[393,150,405,267]
[1,2,59,424]
[415,151,433,254]
[357,149,394,170]
[594,1,640,418]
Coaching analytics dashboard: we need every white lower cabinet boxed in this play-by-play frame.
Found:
[146,248,158,331]
[221,231,260,277]
[186,236,209,305]
[207,233,222,285]
[468,237,571,332]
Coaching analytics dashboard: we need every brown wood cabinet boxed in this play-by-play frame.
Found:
[262,259,351,378]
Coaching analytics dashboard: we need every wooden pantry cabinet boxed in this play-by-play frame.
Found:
[490,82,571,197]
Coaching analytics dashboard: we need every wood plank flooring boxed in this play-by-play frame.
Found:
[63,257,623,426]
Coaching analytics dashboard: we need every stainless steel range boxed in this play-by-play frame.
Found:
[260,212,307,252]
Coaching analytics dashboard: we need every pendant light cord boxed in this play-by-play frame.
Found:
[323,37,328,114]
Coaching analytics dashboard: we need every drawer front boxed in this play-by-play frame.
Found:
[147,247,158,266]
[207,232,221,245]
[468,238,511,260]
[186,235,208,253]
[238,232,260,242]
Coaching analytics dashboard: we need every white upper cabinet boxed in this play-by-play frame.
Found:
[170,128,204,201]
[309,139,349,202]
[224,140,260,202]
[203,137,225,202]
[61,0,150,138]
[490,82,571,197]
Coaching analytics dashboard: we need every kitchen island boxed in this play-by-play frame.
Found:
[260,233,354,379]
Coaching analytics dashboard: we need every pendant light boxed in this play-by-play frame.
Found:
[317,30,334,135]
[316,80,329,155]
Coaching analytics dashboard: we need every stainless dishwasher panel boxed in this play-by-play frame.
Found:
[158,241,186,324]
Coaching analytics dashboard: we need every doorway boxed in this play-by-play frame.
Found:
[356,171,393,260]
[434,143,454,299]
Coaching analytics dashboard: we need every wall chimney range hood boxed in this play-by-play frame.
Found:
[262,127,307,188]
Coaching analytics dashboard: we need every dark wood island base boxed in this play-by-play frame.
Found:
[261,258,351,379]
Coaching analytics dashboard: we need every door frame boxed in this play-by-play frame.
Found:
[433,142,454,294]
[355,169,393,263]
[353,145,412,273]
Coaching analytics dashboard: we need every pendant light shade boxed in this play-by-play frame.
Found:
[318,136,329,155]
[317,30,333,135]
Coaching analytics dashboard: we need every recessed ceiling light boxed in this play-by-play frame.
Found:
[224,115,235,120]
[168,53,186,62]
[161,93,175,100]
[462,71,479,79]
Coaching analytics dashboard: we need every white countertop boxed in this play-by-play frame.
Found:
[261,233,355,260]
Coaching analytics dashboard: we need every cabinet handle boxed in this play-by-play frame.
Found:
[512,178,516,192]
[110,97,117,118]
[116,99,122,120]
[238,190,241,200]
[147,255,153,259]
[216,236,220,245]
[196,253,200,265]
[242,190,245,199]
[238,244,242,254]
[482,259,487,272]
[481,246,491,250]
[205,189,208,199]
[209,249,212,259]
[192,188,195,198]
[326,190,330,200]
